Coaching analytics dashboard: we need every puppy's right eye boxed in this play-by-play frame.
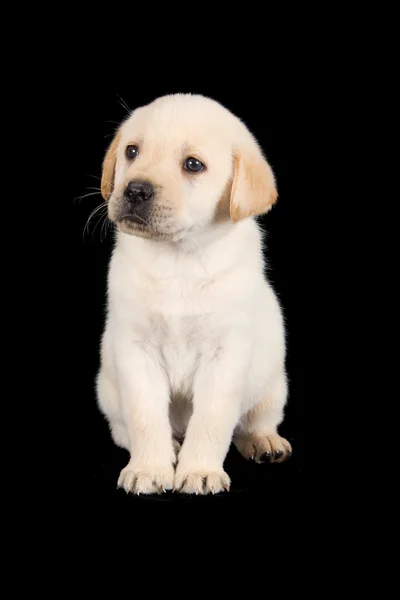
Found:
[126,145,139,160]
[183,157,205,173]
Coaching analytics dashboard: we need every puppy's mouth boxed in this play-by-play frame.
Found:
[113,202,185,241]
[118,220,185,241]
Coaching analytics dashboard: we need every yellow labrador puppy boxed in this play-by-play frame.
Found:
[96,93,292,495]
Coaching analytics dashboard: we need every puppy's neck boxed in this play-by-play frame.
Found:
[115,218,264,278]
[116,219,245,254]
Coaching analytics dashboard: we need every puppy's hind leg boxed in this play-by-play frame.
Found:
[96,367,129,451]
[234,371,292,464]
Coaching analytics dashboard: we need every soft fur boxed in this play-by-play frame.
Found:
[96,93,291,495]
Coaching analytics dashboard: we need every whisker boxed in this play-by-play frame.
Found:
[85,174,114,188]
[83,203,108,238]
[100,212,112,242]
[99,213,107,241]
[74,191,102,203]
[92,210,107,238]
[87,203,107,220]
[116,94,131,115]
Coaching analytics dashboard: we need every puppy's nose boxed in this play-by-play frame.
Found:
[124,181,154,205]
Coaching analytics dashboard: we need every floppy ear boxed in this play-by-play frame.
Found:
[101,130,122,201]
[229,145,278,222]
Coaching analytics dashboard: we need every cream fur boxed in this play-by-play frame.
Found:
[96,93,291,495]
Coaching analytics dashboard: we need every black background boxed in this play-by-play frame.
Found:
[39,50,304,520]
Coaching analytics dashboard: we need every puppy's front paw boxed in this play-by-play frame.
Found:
[235,433,292,464]
[117,463,175,495]
[174,467,230,495]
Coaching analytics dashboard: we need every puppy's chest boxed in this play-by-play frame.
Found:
[132,274,220,372]
[132,266,222,318]
[144,284,214,353]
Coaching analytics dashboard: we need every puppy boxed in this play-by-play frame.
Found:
[96,93,292,495]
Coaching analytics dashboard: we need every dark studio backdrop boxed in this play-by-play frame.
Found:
[54,63,304,516]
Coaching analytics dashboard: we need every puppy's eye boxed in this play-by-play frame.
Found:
[184,157,205,173]
[125,145,139,160]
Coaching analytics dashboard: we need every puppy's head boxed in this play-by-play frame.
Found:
[101,94,277,241]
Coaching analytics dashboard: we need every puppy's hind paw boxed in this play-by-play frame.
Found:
[235,433,292,464]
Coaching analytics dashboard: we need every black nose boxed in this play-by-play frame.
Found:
[124,180,154,205]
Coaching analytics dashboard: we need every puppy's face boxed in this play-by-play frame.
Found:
[101,94,278,241]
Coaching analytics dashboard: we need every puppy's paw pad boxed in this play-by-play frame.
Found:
[117,464,175,495]
[174,469,230,495]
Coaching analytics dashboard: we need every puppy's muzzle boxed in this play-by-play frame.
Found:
[124,180,154,208]
[118,180,155,226]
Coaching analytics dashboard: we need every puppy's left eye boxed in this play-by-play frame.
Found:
[184,157,205,173]
[126,145,139,160]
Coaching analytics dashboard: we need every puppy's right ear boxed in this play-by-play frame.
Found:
[101,129,121,201]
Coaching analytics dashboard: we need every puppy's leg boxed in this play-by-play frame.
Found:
[96,330,130,450]
[115,341,175,495]
[234,370,292,464]
[174,342,246,495]
[96,369,129,450]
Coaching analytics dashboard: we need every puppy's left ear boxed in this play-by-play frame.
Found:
[229,142,278,222]
[101,129,121,201]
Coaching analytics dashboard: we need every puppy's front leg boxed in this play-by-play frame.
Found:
[116,340,175,495]
[174,342,246,495]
